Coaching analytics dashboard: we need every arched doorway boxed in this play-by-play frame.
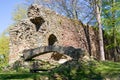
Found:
[48,34,57,46]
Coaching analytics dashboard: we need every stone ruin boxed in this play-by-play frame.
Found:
[9,4,99,67]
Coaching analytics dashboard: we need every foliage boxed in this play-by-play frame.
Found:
[102,0,120,61]
[102,0,120,35]
[0,1,28,72]
[12,4,27,22]
[49,60,103,80]
[0,34,9,68]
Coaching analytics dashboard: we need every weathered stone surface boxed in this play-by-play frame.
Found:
[9,4,99,64]
[22,45,83,60]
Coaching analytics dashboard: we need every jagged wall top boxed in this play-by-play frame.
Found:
[9,4,99,64]
[27,4,58,19]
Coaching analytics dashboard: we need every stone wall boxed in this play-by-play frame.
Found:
[9,4,99,64]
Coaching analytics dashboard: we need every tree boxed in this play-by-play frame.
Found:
[102,0,120,61]
[87,0,105,60]
[12,4,27,22]
[95,0,105,60]
[6,3,28,35]
[0,4,27,66]
[25,0,95,23]
[0,34,9,65]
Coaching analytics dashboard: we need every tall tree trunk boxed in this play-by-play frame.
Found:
[112,0,117,61]
[95,0,105,60]
[113,26,117,61]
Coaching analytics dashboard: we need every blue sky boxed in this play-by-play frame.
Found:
[0,0,25,34]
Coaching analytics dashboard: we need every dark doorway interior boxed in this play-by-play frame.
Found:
[30,17,45,31]
[48,34,57,46]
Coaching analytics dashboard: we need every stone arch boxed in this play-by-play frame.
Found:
[48,34,57,46]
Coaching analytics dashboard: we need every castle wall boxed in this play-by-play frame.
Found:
[9,4,99,64]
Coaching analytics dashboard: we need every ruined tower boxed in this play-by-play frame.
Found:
[9,4,99,64]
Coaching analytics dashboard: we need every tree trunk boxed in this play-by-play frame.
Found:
[112,0,117,61]
[95,0,105,60]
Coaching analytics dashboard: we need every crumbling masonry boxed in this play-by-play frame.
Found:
[9,4,99,64]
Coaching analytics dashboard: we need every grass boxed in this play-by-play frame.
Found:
[0,72,49,80]
[0,60,120,80]
[95,61,120,78]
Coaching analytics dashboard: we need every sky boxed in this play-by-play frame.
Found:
[0,0,25,34]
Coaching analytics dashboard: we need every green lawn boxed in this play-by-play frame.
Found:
[0,72,49,80]
[0,61,120,80]
[95,61,120,79]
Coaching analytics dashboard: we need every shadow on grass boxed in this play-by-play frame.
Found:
[48,60,103,80]
[0,73,49,80]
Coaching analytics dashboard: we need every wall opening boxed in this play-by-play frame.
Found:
[30,17,45,31]
[48,34,57,46]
